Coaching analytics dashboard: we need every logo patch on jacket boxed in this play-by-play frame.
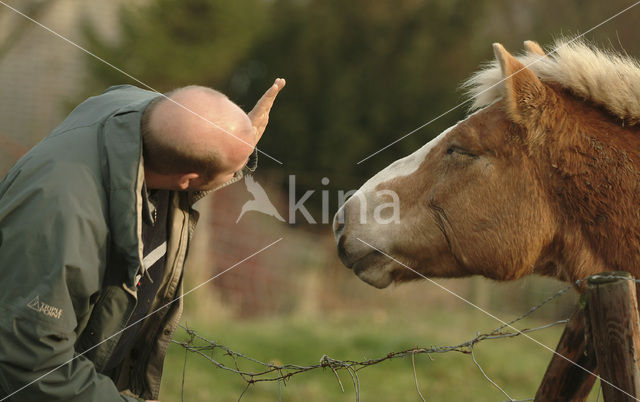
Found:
[27,296,63,319]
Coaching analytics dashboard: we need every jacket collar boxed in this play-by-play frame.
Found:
[98,87,161,289]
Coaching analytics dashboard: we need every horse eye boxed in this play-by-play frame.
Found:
[447,146,477,158]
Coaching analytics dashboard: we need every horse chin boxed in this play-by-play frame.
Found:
[352,259,396,289]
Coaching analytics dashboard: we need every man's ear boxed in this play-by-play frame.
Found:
[177,173,200,190]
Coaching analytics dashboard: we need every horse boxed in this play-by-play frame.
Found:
[333,39,640,289]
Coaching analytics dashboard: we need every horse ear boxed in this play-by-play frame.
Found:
[523,40,545,56]
[493,43,547,129]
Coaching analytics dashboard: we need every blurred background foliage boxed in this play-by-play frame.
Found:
[78,0,640,218]
[81,0,481,202]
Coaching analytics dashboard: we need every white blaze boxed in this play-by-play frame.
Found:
[358,124,454,194]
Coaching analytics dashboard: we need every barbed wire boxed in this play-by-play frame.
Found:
[174,318,569,401]
[172,273,640,401]
[171,278,588,401]
[577,272,640,285]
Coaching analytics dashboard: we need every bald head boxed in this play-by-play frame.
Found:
[142,86,255,185]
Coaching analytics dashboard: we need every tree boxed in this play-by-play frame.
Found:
[82,0,270,92]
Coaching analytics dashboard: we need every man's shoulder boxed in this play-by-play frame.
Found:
[51,85,160,137]
[101,84,158,100]
[1,150,105,204]
[102,84,137,93]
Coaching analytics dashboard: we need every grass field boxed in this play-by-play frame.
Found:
[159,307,604,401]
[162,240,599,402]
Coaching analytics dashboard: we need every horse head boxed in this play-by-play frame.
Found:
[334,40,640,288]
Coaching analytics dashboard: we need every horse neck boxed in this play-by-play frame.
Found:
[540,97,640,281]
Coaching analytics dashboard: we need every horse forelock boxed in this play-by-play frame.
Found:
[463,38,640,125]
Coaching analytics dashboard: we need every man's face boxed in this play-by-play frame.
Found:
[188,151,252,191]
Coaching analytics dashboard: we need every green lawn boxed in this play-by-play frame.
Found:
[159,309,604,401]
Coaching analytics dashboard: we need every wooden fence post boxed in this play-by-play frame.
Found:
[534,300,597,401]
[587,272,640,401]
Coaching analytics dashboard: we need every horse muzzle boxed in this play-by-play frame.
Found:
[333,206,397,288]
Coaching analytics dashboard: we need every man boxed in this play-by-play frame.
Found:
[0,78,285,401]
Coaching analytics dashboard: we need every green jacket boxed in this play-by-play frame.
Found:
[0,85,254,401]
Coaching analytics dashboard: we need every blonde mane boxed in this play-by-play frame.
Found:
[464,39,640,124]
